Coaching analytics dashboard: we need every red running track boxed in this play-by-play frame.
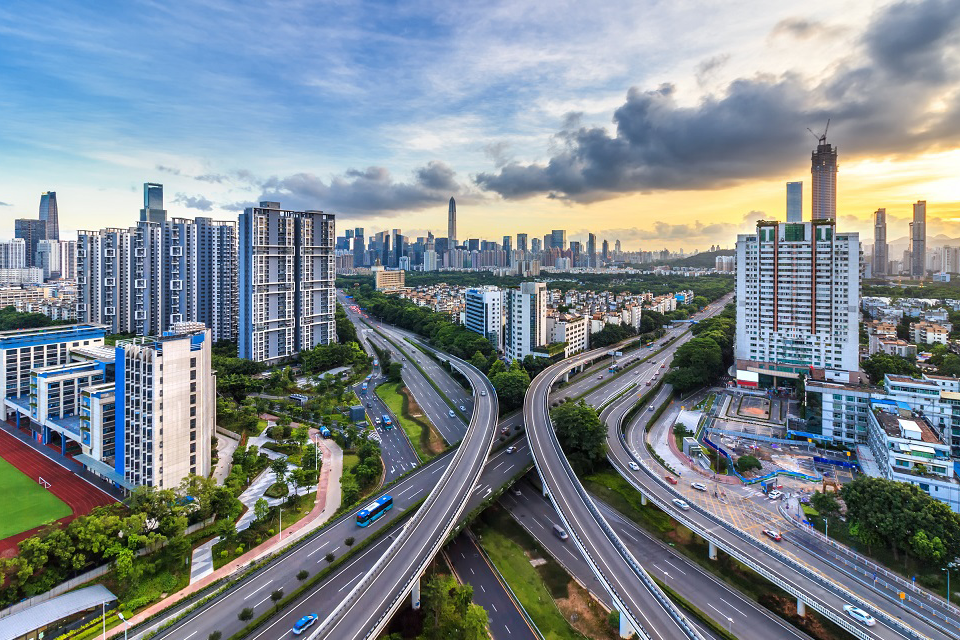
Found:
[0,429,117,557]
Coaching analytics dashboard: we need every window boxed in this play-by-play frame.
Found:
[190,443,196,453]
[190,455,196,466]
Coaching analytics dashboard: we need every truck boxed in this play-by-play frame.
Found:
[320,426,331,438]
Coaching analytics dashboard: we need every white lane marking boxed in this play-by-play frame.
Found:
[721,597,749,617]
[663,559,687,576]
[247,580,273,596]
[183,632,198,640]
[338,574,363,592]
[255,595,270,607]
[306,541,330,557]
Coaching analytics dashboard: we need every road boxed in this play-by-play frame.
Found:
[525,341,703,639]
[309,350,497,639]
[445,532,538,640]
[502,477,809,640]
[605,369,945,638]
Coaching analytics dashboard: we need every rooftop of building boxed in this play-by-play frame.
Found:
[872,404,942,444]
[885,374,937,386]
[0,323,108,341]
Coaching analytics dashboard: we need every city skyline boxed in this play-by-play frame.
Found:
[1,0,958,249]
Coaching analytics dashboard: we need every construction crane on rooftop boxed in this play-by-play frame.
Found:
[807,119,830,145]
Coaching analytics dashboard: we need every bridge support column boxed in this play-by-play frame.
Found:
[796,598,806,617]
[640,492,647,506]
[564,372,570,383]
[412,574,421,610]
[617,609,635,639]
[708,540,717,560]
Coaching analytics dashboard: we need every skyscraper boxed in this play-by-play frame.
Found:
[465,286,504,352]
[550,230,567,251]
[238,202,335,364]
[786,181,802,222]
[38,191,59,241]
[736,220,859,383]
[912,200,927,278]
[873,208,888,276]
[140,182,167,223]
[587,233,596,267]
[504,282,547,363]
[14,218,45,268]
[811,136,837,221]
[447,197,457,248]
[502,235,512,252]
[516,233,528,253]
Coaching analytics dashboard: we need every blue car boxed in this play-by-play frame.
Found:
[292,614,319,635]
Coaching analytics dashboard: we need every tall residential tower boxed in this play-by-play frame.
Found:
[873,208,888,276]
[786,182,802,222]
[238,202,336,364]
[39,191,60,241]
[912,200,927,277]
[447,197,457,248]
[140,183,167,224]
[811,136,838,221]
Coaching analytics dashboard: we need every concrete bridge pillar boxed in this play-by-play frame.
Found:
[412,574,421,610]
[708,540,717,560]
[640,493,647,506]
[564,372,570,383]
[796,598,806,617]
[618,609,636,639]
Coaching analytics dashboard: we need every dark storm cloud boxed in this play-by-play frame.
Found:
[256,161,466,215]
[173,193,214,211]
[475,0,960,203]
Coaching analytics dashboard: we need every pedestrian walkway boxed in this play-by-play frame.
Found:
[123,435,343,638]
[189,536,220,584]
[212,430,239,485]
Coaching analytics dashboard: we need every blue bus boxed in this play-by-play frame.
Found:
[361,382,368,393]
[357,495,393,526]
[382,414,393,429]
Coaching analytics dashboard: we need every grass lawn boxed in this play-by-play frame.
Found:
[582,466,674,534]
[0,456,72,539]
[376,382,444,463]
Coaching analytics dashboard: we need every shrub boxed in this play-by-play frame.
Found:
[345,536,355,546]
[271,589,284,607]
[265,482,289,499]
[735,455,762,473]
[209,632,222,640]
[325,552,335,563]
[297,569,309,581]
[235,545,244,555]
[239,608,253,621]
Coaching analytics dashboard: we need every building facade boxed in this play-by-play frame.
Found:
[238,202,336,364]
[736,220,859,383]
[504,281,547,363]
[786,181,802,222]
[464,286,504,352]
[38,191,60,241]
[140,182,167,223]
[811,137,837,221]
[14,219,45,268]
[447,197,457,248]
[873,208,888,276]
[912,200,926,278]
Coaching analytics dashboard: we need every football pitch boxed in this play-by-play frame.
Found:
[0,456,72,540]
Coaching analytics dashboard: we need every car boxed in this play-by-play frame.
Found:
[448,409,456,417]
[691,482,708,491]
[459,405,466,411]
[375,418,382,425]
[480,390,487,396]
[597,374,603,379]
[768,490,783,500]
[628,461,640,471]
[843,605,876,627]
[553,524,569,540]
[661,363,666,369]
[646,380,652,386]
[672,498,690,510]
[506,446,517,454]
[665,475,678,485]
[292,614,319,635]
[512,487,522,496]
[647,405,654,411]
[762,529,782,541]
[501,426,510,435]
[402,357,406,361]
[635,371,641,375]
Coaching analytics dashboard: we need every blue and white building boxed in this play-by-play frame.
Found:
[239,202,336,364]
[464,286,503,352]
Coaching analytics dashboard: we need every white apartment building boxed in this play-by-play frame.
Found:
[114,324,215,488]
[547,313,589,357]
[504,281,547,363]
[464,286,504,352]
[0,268,43,285]
[910,321,949,345]
[238,202,336,364]
[0,238,27,270]
[621,304,643,331]
[736,220,859,384]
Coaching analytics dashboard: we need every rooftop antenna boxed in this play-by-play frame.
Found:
[807,118,830,145]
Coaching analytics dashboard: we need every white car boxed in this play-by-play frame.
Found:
[691,482,708,492]
[843,605,876,627]
[672,498,690,510]
[480,390,487,396]
[768,490,783,500]
[628,461,640,471]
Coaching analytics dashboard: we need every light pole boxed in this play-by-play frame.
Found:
[117,612,128,640]
[727,617,733,633]
[944,561,957,605]
[101,602,106,640]
[825,517,829,540]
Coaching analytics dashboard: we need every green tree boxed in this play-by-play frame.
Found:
[810,491,841,518]
[861,352,920,384]
[665,336,723,392]
[735,455,762,473]
[270,588,284,609]
[469,350,489,373]
[270,457,289,488]
[490,360,531,412]
[551,400,606,475]
[387,361,403,383]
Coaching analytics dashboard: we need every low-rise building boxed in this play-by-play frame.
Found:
[547,313,588,357]
[372,265,406,292]
[910,321,949,345]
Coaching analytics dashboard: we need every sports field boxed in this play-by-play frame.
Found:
[0,455,72,539]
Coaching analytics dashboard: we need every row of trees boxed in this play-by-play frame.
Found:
[833,476,960,564]
[0,305,70,331]
[0,476,242,606]
[384,574,488,640]
[664,303,736,392]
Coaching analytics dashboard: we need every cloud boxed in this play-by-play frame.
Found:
[696,54,730,86]
[770,18,840,40]
[598,221,737,244]
[475,0,960,203]
[195,173,227,184]
[257,161,469,215]
[156,164,181,175]
[173,193,214,211]
[0,201,12,206]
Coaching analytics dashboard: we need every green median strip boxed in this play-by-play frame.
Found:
[651,576,738,640]
[376,381,444,463]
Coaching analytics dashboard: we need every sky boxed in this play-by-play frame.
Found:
[1,0,958,250]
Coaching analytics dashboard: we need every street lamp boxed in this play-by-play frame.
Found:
[117,612,129,640]
[101,602,106,640]
[944,561,958,605]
